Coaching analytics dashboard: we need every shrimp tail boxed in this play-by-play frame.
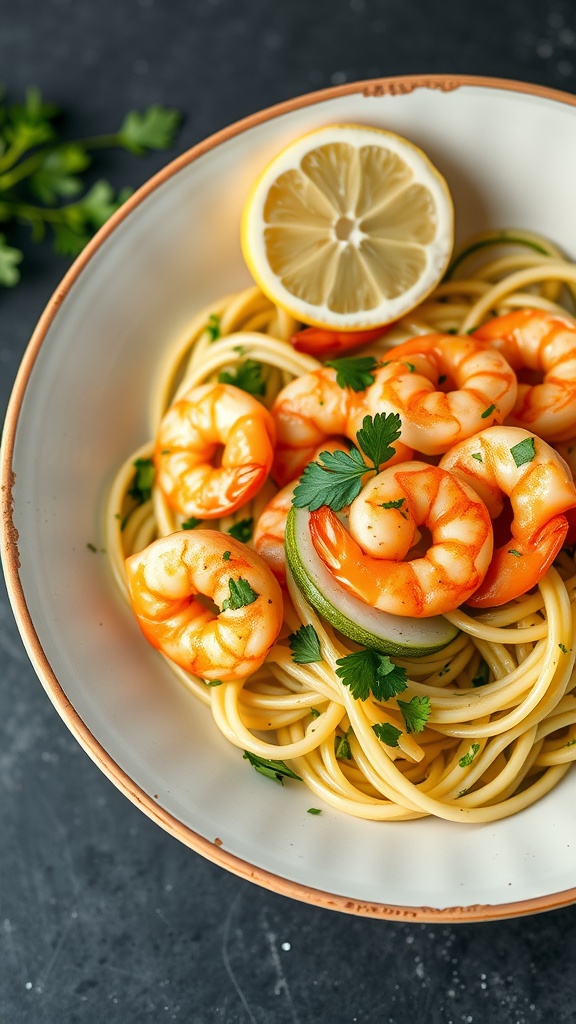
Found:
[466,514,569,608]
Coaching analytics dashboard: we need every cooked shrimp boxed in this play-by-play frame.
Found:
[365,334,518,455]
[472,309,576,441]
[290,325,392,357]
[439,426,576,608]
[125,530,283,682]
[155,383,275,518]
[308,463,493,617]
[270,366,412,486]
[254,440,350,583]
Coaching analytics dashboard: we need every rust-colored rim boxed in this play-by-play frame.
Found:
[4,73,576,923]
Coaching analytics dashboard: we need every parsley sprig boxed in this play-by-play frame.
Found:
[218,359,266,397]
[243,751,302,785]
[325,355,379,391]
[221,578,258,611]
[288,624,323,664]
[335,649,408,702]
[0,87,181,286]
[293,412,402,512]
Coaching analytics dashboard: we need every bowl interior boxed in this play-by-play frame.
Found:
[6,79,576,916]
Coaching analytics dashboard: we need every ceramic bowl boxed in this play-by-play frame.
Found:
[4,75,576,922]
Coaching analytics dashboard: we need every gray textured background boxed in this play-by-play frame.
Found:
[3,2,576,1022]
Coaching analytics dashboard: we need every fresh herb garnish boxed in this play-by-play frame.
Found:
[0,88,180,286]
[510,436,536,468]
[508,549,522,558]
[307,807,322,815]
[86,542,97,553]
[472,660,490,687]
[481,404,496,419]
[243,751,302,785]
[397,695,431,734]
[309,708,321,719]
[559,643,570,654]
[222,550,231,561]
[471,452,483,463]
[128,457,155,504]
[335,734,352,760]
[221,578,258,611]
[288,624,323,664]
[458,742,480,767]
[380,497,406,511]
[293,412,402,512]
[205,678,224,687]
[205,314,221,341]
[372,722,402,747]
[335,649,408,702]
[181,516,202,530]
[218,359,266,397]
[325,355,379,391]
[227,518,253,543]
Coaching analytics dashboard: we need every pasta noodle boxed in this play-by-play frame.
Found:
[105,230,576,823]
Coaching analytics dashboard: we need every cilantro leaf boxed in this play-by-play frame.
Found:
[218,359,266,397]
[243,750,302,785]
[356,412,402,472]
[128,457,155,504]
[117,105,181,154]
[510,436,536,468]
[288,624,323,664]
[227,518,253,543]
[397,695,431,733]
[335,649,407,702]
[325,355,379,391]
[221,577,259,611]
[292,446,368,512]
[0,234,23,286]
[458,742,480,767]
[372,722,402,747]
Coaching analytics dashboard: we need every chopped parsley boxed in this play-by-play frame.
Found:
[472,660,490,687]
[293,412,402,512]
[335,734,352,760]
[205,678,224,687]
[221,577,258,611]
[372,722,402,747]
[309,708,321,719]
[205,313,221,341]
[559,643,570,654]
[86,542,97,553]
[481,403,496,419]
[181,516,201,530]
[128,457,155,504]
[508,549,522,558]
[381,497,406,511]
[227,518,253,543]
[307,807,322,815]
[218,358,266,397]
[397,695,431,734]
[243,751,302,785]
[458,742,480,767]
[325,355,379,391]
[510,436,536,468]
[288,624,323,664]
[471,452,483,463]
[335,649,408,702]
[222,550,231,561]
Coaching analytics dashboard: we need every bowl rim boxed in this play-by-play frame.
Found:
[4,72,576,922]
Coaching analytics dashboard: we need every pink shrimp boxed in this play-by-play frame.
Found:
[290,325,393,357]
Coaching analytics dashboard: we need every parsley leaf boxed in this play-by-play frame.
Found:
[221,578,258,611]
[117,105,181,154]
[356,412,402,472]
[307,807,322,815]
[0,234,23,286]
[481,404,496,419]
[325,355,379,391]
[222,550,231,561]
[335,734,352,759]
[381,497,405,510]
[335,649,408,702]
[288,624,323,664]
[510,436,536,468]
[372,722,402,747]
[397,695,431,733]
[459,742,480,767]
[227,518,253,543]
[128,457,155,504]
[508,549,522,558]
[205,313,221,341]
[27,143,90,204]
[471,452,483,463]
[218,359,266,397]
[181,516,202,530]
[243,751,302,785]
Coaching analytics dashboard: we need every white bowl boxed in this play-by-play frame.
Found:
[4,74,576,922]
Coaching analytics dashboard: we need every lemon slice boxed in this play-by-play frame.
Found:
[241,124,454,330]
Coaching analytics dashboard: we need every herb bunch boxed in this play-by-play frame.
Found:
[0,86,181,287]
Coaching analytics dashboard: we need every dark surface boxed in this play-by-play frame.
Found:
[3,2,576,1022]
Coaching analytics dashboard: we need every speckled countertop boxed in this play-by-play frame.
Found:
[3,2,576,1022]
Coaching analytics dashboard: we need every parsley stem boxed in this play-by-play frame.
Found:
[0,150,50,191]
[1,199,70,223]
[0,139,32,176]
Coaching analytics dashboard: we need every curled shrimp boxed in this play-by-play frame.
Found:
[155,383,275,518]
[270,366,412,486]
[125,530,283,682]
[472,309,576,441]
[308,463,493,617]
[253,440,349,583]
[365,334,518,455]
[439,426,576,608]
[290,325,392,357]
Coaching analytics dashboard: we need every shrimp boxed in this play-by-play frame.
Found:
[308,463,493,617]
[253,440,350,583]
[364,334,518,455]
[270,366,412,486]
[290,325,392,357]
[125,530,283,682]
[472,309,576,441]
[439,426,576,608]
[155,383,275,518]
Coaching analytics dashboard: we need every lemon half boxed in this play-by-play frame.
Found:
[241,124,454,330]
